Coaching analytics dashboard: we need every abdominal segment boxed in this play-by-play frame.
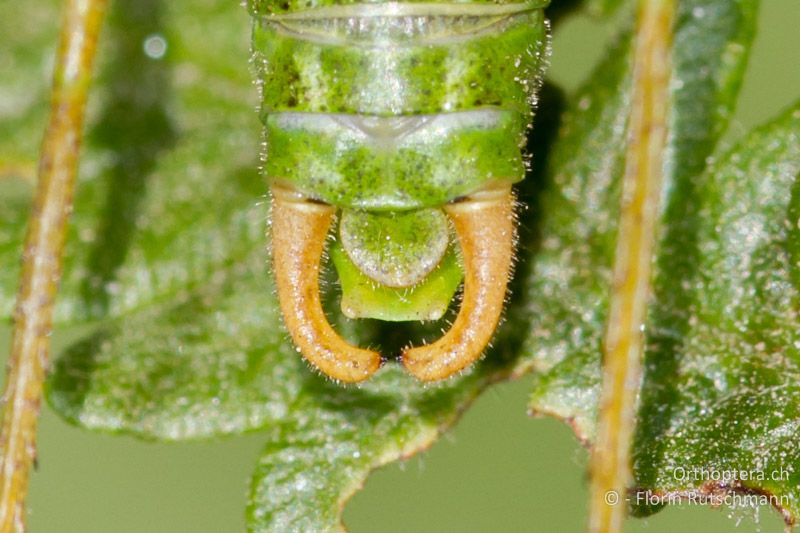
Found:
[265,109,526,209]
[252,2,548,116]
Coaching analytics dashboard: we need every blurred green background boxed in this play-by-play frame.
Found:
[1,0,799,531]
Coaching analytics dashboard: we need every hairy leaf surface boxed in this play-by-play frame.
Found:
[527,0,800,521]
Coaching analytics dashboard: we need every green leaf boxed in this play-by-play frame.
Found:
[629,105,800,518]
[246,366,492,530]
[528,0,800,521]
[1,0,263,324]
[528,0,757,438]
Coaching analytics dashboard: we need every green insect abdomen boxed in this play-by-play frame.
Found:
[249,0,550,382]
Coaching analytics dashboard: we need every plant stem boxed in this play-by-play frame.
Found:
[588,0,674,532]
[0,0,107,530]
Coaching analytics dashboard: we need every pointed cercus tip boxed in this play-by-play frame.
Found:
[270,184,382,383]
[402,184,515,382]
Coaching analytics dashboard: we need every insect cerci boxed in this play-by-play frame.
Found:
[248,0,550,382]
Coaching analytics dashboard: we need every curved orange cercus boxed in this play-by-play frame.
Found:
[402,184,515,382]
[270,183,515,383]
[270,184,383,383]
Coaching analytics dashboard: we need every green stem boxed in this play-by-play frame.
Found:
[0,0,107,530]
[588,0,674,532]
